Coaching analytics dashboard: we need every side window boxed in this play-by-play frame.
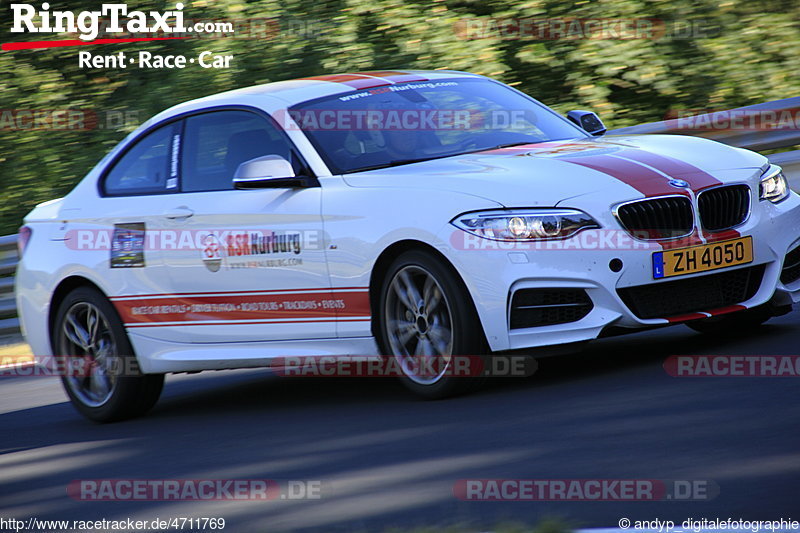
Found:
[181,110,298,193]
[104,124,178,196]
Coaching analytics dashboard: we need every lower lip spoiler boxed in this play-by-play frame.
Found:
[664,304,747,324]
[599,299,793,338]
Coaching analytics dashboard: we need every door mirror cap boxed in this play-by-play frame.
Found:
[233,155,310,189]
[567,110,607,136]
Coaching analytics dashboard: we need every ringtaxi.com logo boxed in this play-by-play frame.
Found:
[9,3,230,42]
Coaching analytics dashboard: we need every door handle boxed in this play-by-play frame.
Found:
[164,207,194,220]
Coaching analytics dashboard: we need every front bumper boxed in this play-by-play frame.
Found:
[443,192,800,352]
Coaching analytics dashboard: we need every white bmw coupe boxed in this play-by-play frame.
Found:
[15,70,800,421]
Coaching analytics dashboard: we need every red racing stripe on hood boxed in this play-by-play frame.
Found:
[551,153,707,248]
[615,149,741,239]
[614,149,723,191]
[479,142,740,246]
[557,154,690,198]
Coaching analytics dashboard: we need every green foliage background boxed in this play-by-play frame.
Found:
[1,0,798,234]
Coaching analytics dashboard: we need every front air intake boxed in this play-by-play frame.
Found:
[698,185,750,232]
[509,289,593,329]
[616,196,694,240]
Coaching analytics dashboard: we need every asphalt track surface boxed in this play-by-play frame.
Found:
[1,311,799,531]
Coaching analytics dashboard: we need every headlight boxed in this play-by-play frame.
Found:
[451,209,600,241]
[759,166,790,203]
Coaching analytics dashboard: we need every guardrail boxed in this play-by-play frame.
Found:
[609,96,800,178]
[0,98,798,338]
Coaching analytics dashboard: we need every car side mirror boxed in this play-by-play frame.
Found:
[567,110,607,136]
[233,155,312,189]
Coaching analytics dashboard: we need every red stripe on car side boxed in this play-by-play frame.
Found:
[113,291,371,325]
[125,318,371,328]
[110,287,369,301]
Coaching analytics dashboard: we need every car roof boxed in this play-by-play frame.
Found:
[232,69,483,98]
[148,70,486,124]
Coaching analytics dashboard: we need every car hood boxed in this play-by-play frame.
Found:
[341,134,768,207]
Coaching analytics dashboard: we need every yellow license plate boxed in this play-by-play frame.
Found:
[653,236,753,279]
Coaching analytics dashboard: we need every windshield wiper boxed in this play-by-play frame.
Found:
[488,141,537,150]
[348,157,441,173]
[346,141,543,173]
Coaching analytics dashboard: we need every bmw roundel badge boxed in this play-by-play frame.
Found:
[668,178,690,188]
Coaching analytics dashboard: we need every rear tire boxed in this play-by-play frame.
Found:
[375,250,487,399]
[52,286,164,423]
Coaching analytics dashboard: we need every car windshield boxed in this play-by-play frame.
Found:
[289,78,587,174]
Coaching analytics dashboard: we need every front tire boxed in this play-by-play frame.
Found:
[376,250,487,399]
[53,286,164,423]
